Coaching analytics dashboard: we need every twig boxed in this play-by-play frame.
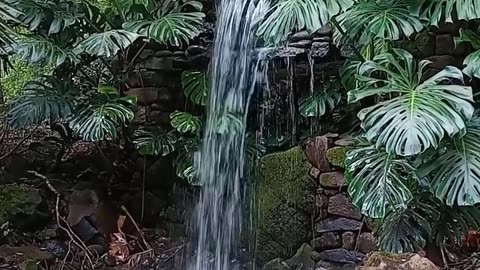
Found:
[121,205,152,250]
[0,124,39,160]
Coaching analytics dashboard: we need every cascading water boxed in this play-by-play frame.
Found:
[190,1,267,270]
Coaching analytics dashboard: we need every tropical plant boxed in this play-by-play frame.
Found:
[412,0,480,26]
[257,0,354,45]
[133,128,178,156]
[182,71,208,106]
[299,83,341,118]
[15,37,80,67]
[77,30,140,58]
[170,111,202,134]
[455,29,480,79]
[349,49,473,156]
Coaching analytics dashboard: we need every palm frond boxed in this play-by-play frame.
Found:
[77,30,139,58]
[15,37,79,66]
[133,128,177,156]
[8,76,78,128]
[182,71,208,106]
[257,0,353,45]
[349,49,473,156]
[455,29,480,79]
[334,0,424,46]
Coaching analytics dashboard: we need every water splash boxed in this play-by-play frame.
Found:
[190,1,267,270]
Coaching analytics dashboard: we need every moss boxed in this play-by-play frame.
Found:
[365,252,413,267]
[256,147,315,264]
[326,146,350,168]
[0,185,40,224]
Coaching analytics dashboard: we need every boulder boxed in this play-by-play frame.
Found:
[361,252,439,270]
[126,87,173,106]
[317,24,333,36]
[357,233,377,254]
[328,194,362,220]
[257,147,316,264]
[127,70,181,88]
[262,258,289,270]
[304,136,331,172]
[317,248,364,264]
[290,40,313,48]
[425,55,463,69]
[286,244,316,270]
[326,147,349,168]
[311,42,330,58]
[342,232,356,250]
[319,172,345,188]
[316,218,362,234]
[435,34,455,55]
[140,56,173,70]
[291,31,312,42]
[311,233,341,251]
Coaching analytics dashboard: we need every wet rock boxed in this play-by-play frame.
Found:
[316,248,364,264]
[148,110,171,125]
[155,50,173,57]
[361,252,438,270]
[187,45,207,55]
[286,243,316,270]
[139,49,155,59]
[311,232,341,251]
[256,47,307,60]
[311,42,330,58]
[67,190,99,226]
[317,25,333,36]
[42,240,66,258]
[173,51,185,56]
[315,194,328,210]
[290,40,313,48]
[310,167,321,179]
[435,34,455,55]
[262,258,289,270]
[127,71,180,88]
[328,194,362,220]
[257,147,315,264]
[326,147,349,168]
[126,87,172,106]
[172,55,210,69]
[313,36,332,42]
[291,31,312,42]
[412,31,436,57]
[316,218,362,233]
[342,232,356,250]
[357,233,377,254]
[426,55,463,69]
[319,172,345,188]
[141,56,174,70]
[304,136,331,172]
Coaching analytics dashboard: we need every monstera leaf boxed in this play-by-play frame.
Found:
[170,111,202,134]
[174,136,200,185]
[349,49,474,156]
[412,0,480,26]
[77,30,140,58]
[455,29,480,79]
[16,37,79,66]
[257,0,354,45]
[69,88,136,142]
[182,71,208,106]
[346,143,414,218]
[8,76,78,128]
[133,128,177,156]
[214,112,244,135]
[420,115,480,206]
[334,0,424,46]
[299,89,341,118]
[0,1,20,46]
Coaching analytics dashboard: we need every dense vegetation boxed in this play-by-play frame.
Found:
[1,0,480,260]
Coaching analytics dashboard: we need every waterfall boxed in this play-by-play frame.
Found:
[190,0,267,269]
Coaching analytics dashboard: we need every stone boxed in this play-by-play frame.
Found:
[262,258,289,270]
[155,50,173,57]
[126,87,171,105]
[256,47,307,60]
[317,24,333,36]
[311,232,341,251]
[127,70,181,88]
[173,51,185,56]
[435,34,455,55]
[316,218,362,233]
[328,194,362,220]
[357,233,377,254]
[310,167,321,179]
[316,194,328,209]
[148,111,170,125]
[67,190,99,226]
[0,245,53,263]
[291,31,312,41]
[335,135,355,147]
[139,49,155,59]
[311,42,330,58]
[304,136,331,172]
[257,147,316,264]
[187,45,207,55]
[342,232,356,250]
[140,56,173,70]
[172,55,210,69]
[133,106,147,124]
[425,55,463,69]
[286,244,316,270]
[313,36,332,42]
[362,252,438,270]
[319,172,345,188]
[290,40,313,48]
[317,248,364,264]
[326,146,349,168]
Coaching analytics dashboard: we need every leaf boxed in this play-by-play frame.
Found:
[214,112,244,135]
[70,97,134,142]
[349,49,473,156]
[455,29,480,79]
[98,85,119,95]
[422,115,480,206]
[174,136,200,185]
[299,88,341,118]
[133,128,177,156]
[15,37,79,67]
[432,203,480,247]
[123,9,205,47]
[170,111,202,134]
[334,0,424,46]
[8,76,78,128]
[345,143,414,219]
[182,71,208,106]
[77,30,140,58]
[257,0,354,45]
[412,0,480,27]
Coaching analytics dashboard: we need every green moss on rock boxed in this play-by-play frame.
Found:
[326,146,349,168]
[0,185,41,224]
[257,147,316,264]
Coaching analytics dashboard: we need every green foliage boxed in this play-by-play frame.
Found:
[182,71,208,106]
[170,111,202,134]
[257,0,354,45]
[133,128,177,156]
[299,86,341,118]
[8,76,78,128]
[349,49,473,156]
[455,29,480,79]
[334,0,423,46]
[69,87,136,141]
[326,146,349,168]
[15,37,80,67]
[77,30,140,58]
[0,185,40,224]
[412,0,480,26]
